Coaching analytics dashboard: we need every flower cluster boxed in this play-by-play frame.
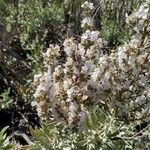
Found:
[81,1,94,29]
[91,1,150,122]
[33,0,150,126]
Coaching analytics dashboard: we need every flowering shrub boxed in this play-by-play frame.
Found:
[33,0,150,128]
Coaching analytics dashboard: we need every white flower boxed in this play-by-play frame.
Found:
[63,38,76,56]
[44,72,51,82]
[33,89,40,99]
[81,1,94,10]
[81,65,88,75]
[31,101,37,107]
[117,46,128,69]
[85,61,94,70]
[81,30,91,40]
[84,1,94,10]
[73,66,80,74]
[34,74,42,84]
[69,102,78,112]
[81,3,85,8]
[96,38,103,47]
[130,33,141,48]
[63,67,70,74]
[85,48,95,58]
[98,55,108,65]
[53,65,63,79]
[81,30,100,42]
[81,17,94,27]
[67,88,74,99]
[89,3,94,10]
[37,107,42,116]
[66,57,74,67]
[139,75,147,86]
[136,5,149,20]
[90,31,100,41]
[82,95,88,100]
[91,68,101,82]
[133,20,144,32]
[135,95,146,105]
[128,53,136,66]
[63,79,72,91]
[78,43,85,56]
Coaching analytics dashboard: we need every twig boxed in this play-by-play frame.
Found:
[117,124,150,140]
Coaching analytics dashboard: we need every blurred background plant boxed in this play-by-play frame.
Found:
[0,127,14,150]
[0,88,13,109]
